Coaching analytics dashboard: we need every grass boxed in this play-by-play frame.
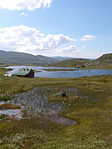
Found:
[85,64,112,70]
[42,69,77,71]
[0,104,20,110]
[0,67,112,99]
[0,66,112,148]
[33,70,41,72]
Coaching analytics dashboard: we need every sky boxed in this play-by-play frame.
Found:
[0,0,111,58]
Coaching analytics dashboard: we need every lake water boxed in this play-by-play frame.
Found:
[6,66,112,78]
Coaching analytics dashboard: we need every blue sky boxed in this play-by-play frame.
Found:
[0,0,111,58]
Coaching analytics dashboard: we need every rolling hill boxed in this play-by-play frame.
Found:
[51,56,74,61]
[48,53,112,68]
[0,50,58,65]
[0,50,111,68]
[48,58,91,67]
[94,53,112,64]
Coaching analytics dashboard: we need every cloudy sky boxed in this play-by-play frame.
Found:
[0,0,111,58]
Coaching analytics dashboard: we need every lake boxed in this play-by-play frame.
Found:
[6,66,112,78]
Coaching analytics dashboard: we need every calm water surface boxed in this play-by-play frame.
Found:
[6,66,112,78]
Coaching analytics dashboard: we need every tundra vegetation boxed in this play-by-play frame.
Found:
[47,53,112,70]
[0,66,112,149]
[42,69,77,71]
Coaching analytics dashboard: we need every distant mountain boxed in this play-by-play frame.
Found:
[0,50,111,66]
[52,56,74,61]
[0,50,58,65]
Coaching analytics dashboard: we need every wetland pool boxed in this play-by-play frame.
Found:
[0,87,99,125]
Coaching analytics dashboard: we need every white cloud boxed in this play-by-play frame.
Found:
[39,34,76,50]
[54,45,80,57]
[56,45,79,53]
[20,12,28,16]
[80,35,96,41]
[0,0,52,11]
[0,25,76,55]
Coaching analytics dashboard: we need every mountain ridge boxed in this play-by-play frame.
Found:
[0,50,112,66]
[0,50,58,65]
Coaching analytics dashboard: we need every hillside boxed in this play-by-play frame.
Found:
[48,53,112,69]
[94,53,112,64]
[0,50,111,68]
[51,56,74,61]
[0,50,58,65]
[48,58,91,67]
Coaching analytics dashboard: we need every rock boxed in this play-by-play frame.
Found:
[60,92,67,97]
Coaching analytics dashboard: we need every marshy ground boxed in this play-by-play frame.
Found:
[0,66,112,149]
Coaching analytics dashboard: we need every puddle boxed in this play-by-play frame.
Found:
[11,87,66,116]
[8,87,99,125]
[0,87,99,125]
[0,101,22,119]
[0,109,22,119]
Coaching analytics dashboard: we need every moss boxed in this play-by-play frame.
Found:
[0,114,7,120]
[0,104,20,110]
[0,97,11,102]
